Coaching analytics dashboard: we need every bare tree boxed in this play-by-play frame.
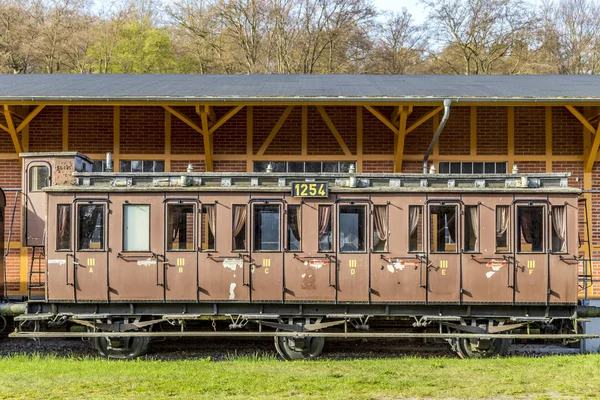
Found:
[0,0,38,73]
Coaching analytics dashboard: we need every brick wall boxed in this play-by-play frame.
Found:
[363,106,395,155]
[29,106,62,152]
[515,107,545,155]
[68,106,113,153]
[552,107,583,156]
[439,107,470,155]
[477,107,508,155]
[120,106,165,154]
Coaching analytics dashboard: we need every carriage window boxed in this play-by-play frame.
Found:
[201,205,216,251]
[253,205,280,251]
[232,205,247,251]
[287,205,301,251]
[496,206,510,252]
[56,205,71,251]
[464,206,479,252]
[123,205,150,251]
[373,205,388,252]
[318,205,332,251]
[29,166,49,192]
[78,204,104,250]
[409,206,423,252]
[551,206,567,253]
[517,206,544,253]
[430,205,457,253]
[339,206,366,253]
[167,204,194,251]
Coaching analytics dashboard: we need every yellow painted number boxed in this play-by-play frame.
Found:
[318,184,326,196]
[309,183,317,196]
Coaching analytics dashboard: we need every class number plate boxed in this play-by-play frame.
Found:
[291,182,328,198]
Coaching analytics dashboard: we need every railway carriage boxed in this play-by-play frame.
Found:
[6,151,593,359]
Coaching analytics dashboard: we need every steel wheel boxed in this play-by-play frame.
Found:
[92,336,151,359]
[274,336,325,360]
[455,338,510,359]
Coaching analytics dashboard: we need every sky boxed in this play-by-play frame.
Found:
[371,0,429,23]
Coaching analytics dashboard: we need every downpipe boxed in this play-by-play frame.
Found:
[0,302,26,317]
[577,305,600,318]
[423,99,452,174]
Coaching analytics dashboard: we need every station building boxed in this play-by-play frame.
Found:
[0,74,599,298]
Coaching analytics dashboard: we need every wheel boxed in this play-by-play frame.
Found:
[274,336,325,360]
[92,335,151,359]
[454,338,510,359]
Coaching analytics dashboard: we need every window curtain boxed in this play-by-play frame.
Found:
[519,208,535,244]
[409,207,420,236]
[552,206,567,252]
[496,207,509,238]
[170,207,181,241]
[445,211,456,243]
[289,207,301,243]
[206,205,216,237]
[57,206,69,239]
[373,206,387,241]
[233,205,247,238]
[318,206,331,237]
[468,206,478,249]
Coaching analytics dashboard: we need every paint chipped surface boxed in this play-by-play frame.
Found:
[223,259,243,271]
[485,259,506,278]
[48,259,66,265]
[304,260,327,269]
[386,261,408,273]
[301,267,316,289]
[229,282,237,300]
[137,259,156,266]
[486,271,496,279]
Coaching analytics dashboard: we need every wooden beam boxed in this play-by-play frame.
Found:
[208,105,244,135]
[545,106,552,172]
[114,106,120,171]
[566,105,596,134]
[257,106,294,156]
[246,106,253,172]
[199,107,213,171]
[508,107,514,171]
[406,105,444,135]
[165,109,171,172]
[470,106,477,156]
[301,106,308,156]
[364,105,399,135]
[316,106,352,156]
[357,106,363,173]
[163,105,203,135]
[3,105,22,154]
[62,106,68,151]
[15,105,45,133]
[584,120,600,173]
[394,107,409,172]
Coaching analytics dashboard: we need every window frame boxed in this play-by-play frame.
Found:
[200,204,217,252]
[252,203,282,252]
[77,203,106,252]
[408,205,424,253]
[463,205,480,254]
[56,204,72,252]
[166,203,196,252]
[285,204,302,252]
[122,204,151,252]
[232,204,248,252]
[372,204,389,253]
[516,205,546,254]
[28,164,50,192]
[338,204,367,254]
[428,204,459,254]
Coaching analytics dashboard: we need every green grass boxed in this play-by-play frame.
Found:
[1,354,599,399]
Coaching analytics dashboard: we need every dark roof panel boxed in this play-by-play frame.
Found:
[0,74,600,102]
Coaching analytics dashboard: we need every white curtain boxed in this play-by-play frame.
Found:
[124,205,150,251]
[496,206,509,237]
[552,206,567,253]
[409,206,420,236]
[469,206,479,249]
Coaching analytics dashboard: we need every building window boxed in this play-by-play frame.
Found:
[78,204,105,251]
[29,165,50,192]
[438,162,507,174]
[123,205,150,251]
[253,205,280,251]
[409,206,423,252]
[253,161,355,173]
[339,206,366,253]
[167,204,195,251]
[56,205,71,251]
[201,205,216,251]
[430,205,457,253]
[287,205,301,251]
[517,206,544,253]
[120,160,165,173]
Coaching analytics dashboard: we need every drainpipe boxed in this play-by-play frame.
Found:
[423,99,452,174]
[0,302,26,316]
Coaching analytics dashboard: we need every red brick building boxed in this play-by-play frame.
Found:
[1,75,599,297]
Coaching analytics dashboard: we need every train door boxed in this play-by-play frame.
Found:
[46,194,75,301]
[107,194,164,301]
[249,198,285,302]
[369,195,426,303]
[163,198,199,301]
[72,198,109,301]
[336,198,370,303]
[24,160,51,247]
[548,195,578,304]
[461,194,514,304]
[513,198,549,304]
[283,197,336,302]
[426,199,461,303]
[197,193,250,302]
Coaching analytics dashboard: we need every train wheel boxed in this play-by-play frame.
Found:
[92,335,151,359]
[454,338,510,359]
[274,336,325,360]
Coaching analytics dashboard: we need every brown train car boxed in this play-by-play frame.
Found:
[11,152,591,359]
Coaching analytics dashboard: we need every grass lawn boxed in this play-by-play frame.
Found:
[0,353,599,399]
